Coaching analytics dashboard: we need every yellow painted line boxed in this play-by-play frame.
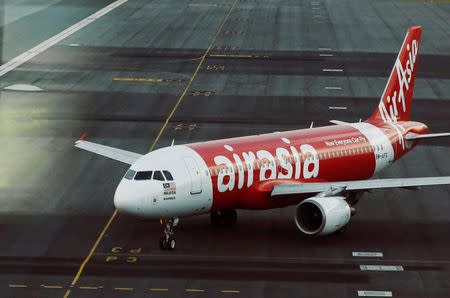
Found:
[221,290,240,293]
[63,209,118,298]
[114,287,133,291]
[113,77,164,83]
[8,284,27,288]
[186,288,205,292]
[41,284,63,289]
[65,2,238,297]
[79,286,98,290]
[148,0,239,152]
[150,288,169,291]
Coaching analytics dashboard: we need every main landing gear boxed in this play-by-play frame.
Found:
[210,209,237,227]
[159,218,178,250]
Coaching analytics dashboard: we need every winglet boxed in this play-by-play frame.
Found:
[76,132,88,144]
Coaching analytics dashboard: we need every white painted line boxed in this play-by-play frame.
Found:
[358,290,393,297]
[360,265,404,271]
[311,2,320,5]
[4,84,43,91]
[0,0,129,77]
[312,7,320,9]
[323,68,343,72]
[325,86,342,90]
[319,53,333,57]
[69,43,80,47]
[353,252,383,257]
[329,106,347,110]
[318,47,331,51]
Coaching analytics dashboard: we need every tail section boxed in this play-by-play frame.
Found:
[368,26,422,123]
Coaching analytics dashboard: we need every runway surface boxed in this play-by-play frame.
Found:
[0,0,449,297]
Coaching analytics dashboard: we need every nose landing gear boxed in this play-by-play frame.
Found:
[159,218,178,250]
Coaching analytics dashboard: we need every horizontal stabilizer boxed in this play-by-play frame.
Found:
[405,132,450,141]
[329,120,349,125]
[271,177,450,197]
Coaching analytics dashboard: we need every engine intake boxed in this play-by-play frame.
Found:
[295,196,351,235]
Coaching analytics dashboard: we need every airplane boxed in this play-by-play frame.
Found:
[75,26,450,250]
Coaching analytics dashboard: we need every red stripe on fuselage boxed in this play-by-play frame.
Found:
[188,124,376,211]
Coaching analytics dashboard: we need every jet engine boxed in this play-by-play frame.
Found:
[295,196,352,235]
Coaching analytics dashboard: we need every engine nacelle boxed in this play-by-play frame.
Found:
[295,196,351,235]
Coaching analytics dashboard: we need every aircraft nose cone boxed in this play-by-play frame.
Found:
[114,180,133,212]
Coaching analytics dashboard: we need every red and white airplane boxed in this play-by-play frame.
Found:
[76,26,450,250]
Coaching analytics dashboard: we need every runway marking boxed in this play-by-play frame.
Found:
[360,265,404,271]
[329,106,347,110]
[148,0,239,152]
[357,290,393,297]
[312,7,320,9]
[8,284,27,288]
[113,77,165,83]
[79,286,99,290]
[189,3,218,7]
[0,0,129,77]
[41,284,63,289]
[318,47,331,51]
[353,252,384,257]
[209,54,252,58]
[63,209,118,298]
[150,288,169,291]
[69,43,80,47]
[319,53,333,57]
[221,290,240,294]
[186,288,205,292]
[325,86,342,90]
[323,68,343,72]
[114,287,133,291]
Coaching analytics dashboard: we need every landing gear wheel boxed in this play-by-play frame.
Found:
[210,209,237,227]
[159,218,178,250]
[168,237,176,250]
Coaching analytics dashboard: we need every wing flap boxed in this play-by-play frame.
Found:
[75,139,142,165]
[271,177,450,197]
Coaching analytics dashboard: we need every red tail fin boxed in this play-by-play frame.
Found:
[368,26,422,124]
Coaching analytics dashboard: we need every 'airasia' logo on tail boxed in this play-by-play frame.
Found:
[379,39,418,123]
[378,38,418,149]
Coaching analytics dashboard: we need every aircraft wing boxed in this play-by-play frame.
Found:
[271,177,450,197]
[405,132,450,141]
[75,134,142,165]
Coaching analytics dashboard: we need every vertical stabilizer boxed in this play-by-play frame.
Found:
[368,26,422,124]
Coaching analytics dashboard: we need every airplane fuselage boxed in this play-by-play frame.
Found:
[113,120,427,219]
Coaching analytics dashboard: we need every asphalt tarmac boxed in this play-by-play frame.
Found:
[0,0,449,297]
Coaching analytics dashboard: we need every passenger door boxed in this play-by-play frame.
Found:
[183,156,202,195]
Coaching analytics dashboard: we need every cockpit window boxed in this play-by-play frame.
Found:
[124,169,136,180]
[163,170,173,181]
[134,171,153,180]
[153,171,165,181]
